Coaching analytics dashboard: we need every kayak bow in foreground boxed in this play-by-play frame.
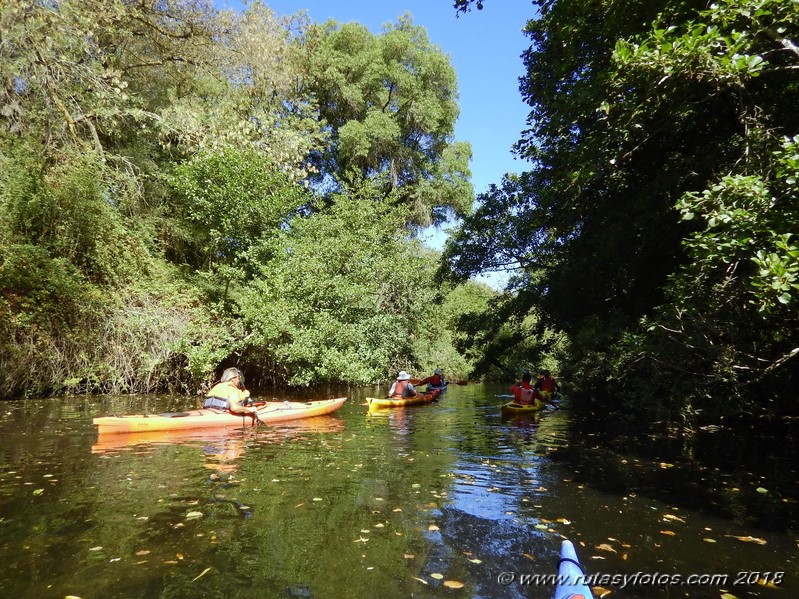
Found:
[554,539,595,599]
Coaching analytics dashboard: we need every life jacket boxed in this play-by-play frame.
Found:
[391,380,414,398]
[204,381,238,410]
[204,396,229,410]
[539,377,557,393]
[517,385,535,405]
[429,374,444,387]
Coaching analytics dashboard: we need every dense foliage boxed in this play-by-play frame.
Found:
[0,0,480,398]
[444,0,799,427]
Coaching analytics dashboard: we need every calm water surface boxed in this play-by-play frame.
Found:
[0,384,796,598]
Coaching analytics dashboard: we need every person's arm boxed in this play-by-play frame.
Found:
[407,383,417,396]
[388,382,397,396]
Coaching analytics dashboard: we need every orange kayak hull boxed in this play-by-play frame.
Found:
[93,397,347,434]
[366,388,441,410]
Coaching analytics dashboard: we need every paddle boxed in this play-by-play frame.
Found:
[411,378,468,386]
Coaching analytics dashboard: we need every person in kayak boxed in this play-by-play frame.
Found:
[204,367,257,417]
[510,372,544,405]
[417,369,446,389]
[388,371,418,398]
[534,369,561,401]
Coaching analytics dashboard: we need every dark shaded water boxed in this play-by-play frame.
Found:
[0,384,796,598]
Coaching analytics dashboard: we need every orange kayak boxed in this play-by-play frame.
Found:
[366,388,441,410]
[93,397,347,435]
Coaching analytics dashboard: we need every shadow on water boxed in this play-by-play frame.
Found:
[0,384,796,598]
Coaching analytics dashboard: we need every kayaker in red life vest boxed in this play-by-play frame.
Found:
[388,371,417,399]
[204,367,256,416]
[510,372,543,405]
[534,369,561,400]
[417,369,446,388]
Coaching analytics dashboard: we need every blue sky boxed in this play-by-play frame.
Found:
[218,1,536,284]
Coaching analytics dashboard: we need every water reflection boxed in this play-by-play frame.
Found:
[0,386,795,599]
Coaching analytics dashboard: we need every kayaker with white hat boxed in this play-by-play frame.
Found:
[387,371,417,399]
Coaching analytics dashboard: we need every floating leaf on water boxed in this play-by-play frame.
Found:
[412,483,421,488]
[374,523,385,528]
[659,530,677,536]
[662,514,685,523]
[185,511,203,520]
[412,577,429,585]
[443,580,464,589]
[403,554,414,559]
[469,558,482,564]
[720,594,738,599]
[294,503,305,508]
[65,595,83,599]
[392,508,402,512]
[535,524,548,530]
[312,497,323,502]
[725,535,767,545]
[89,546,103,552]
[33,488,44,496]
[428,524,440,531]
[135,550,151,556]
[596,543,617,552]
[703,538,717,543]
[756,487,768,494]
[556,518,571,524]
[431,573,444,580]
[522,553,536,561]
[593,586,612,597]
[191,567,211,582]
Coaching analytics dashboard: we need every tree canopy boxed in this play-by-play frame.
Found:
[0,0,480,398]
[442,0,799,424]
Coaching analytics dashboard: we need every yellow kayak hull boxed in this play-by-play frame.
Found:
[500,399,545,414]
[94,397,347,434]
[366,388,441,410]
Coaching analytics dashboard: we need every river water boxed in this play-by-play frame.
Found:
[0,384,796,598]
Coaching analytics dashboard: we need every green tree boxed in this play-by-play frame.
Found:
[240,183,437,386]
[304,15,473,226]
[443,0,799,422]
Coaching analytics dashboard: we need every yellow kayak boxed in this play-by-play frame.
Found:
[500,398,546,415]
[366,388,442,410]
[94,397,347,434]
